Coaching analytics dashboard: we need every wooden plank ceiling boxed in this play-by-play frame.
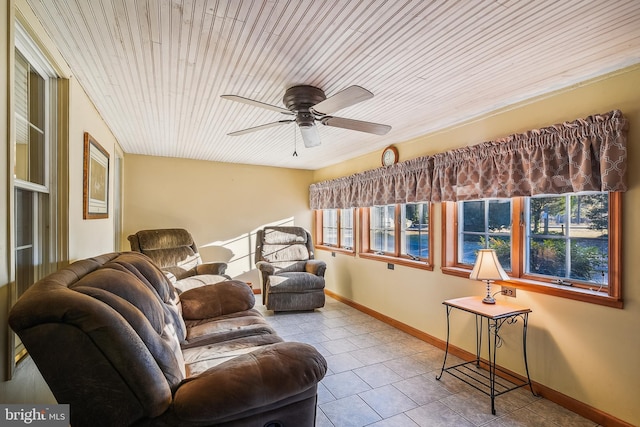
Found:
[26,0,640,170]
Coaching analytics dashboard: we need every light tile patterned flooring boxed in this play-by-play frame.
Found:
[256,295,599,427]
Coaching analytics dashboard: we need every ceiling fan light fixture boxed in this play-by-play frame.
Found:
[299,124,321,148]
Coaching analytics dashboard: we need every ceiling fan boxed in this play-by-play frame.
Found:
[221,85,391,148]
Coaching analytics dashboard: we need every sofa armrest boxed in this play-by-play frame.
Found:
[195,262,229,277]
[171,342,327,423]
[305,259,326,277]
[180,280,255,320]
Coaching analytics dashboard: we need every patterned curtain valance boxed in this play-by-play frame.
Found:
[309,156,433,209]
[432,109,628,201]
[309,110,627,209]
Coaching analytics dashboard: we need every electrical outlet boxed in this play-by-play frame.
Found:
[387,263,394,270]
[501,286,517,298]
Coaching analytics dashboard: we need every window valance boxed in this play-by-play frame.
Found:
[310,110,628,209]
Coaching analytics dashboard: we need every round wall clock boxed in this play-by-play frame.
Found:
[381,145,399,166]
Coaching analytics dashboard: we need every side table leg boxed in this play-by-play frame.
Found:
[436,305,452,381]
[475,314,482,367]
[522,313,537,396]
[488,318,497,415]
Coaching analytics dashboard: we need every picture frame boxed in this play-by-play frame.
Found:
[83,132,109,219]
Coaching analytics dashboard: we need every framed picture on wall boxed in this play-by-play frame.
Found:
[83,132,109,219]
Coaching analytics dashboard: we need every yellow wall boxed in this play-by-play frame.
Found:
[313,65,640,426]
[123,154,315,284]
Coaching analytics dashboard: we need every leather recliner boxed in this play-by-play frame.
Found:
[128,228,229,293]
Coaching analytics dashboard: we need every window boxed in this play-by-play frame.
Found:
[525,193,610,287]
[443,192,622,307]
[315,208,355,254]
[12,22,65,368]
[361,202,434,270]
[458,199,512,270]
[369,205,396,254]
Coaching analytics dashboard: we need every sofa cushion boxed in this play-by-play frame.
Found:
[71,266,187,386]
[180,280,255,319]
[183,334,284,376]
[100,252,187,341]
[174,274,229,293]
[184,314,276,344]
[175,343,326,421]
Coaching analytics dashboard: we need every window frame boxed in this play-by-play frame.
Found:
[442,192,623,308]
[314,208,356,255]
[360,203,434,270]
[14,23,55,194]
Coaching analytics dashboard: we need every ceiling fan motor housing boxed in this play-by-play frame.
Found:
[283,85,326,127]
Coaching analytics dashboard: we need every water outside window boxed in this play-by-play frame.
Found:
[401,203,429,259]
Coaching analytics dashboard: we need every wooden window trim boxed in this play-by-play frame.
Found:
[314,209,356,255]
[360,204,434,271]
[442,193,623,309]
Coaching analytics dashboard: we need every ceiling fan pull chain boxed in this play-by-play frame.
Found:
[293,125,298,157]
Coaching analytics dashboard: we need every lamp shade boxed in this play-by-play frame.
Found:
[469,249,509,281]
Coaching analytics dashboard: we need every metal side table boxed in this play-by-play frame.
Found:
[436,296,537,415]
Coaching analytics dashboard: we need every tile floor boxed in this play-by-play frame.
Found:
[256,295,600,427]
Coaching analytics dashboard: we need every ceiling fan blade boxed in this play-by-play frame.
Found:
[221,95,293,115]
[299,125,321,148]
[228,120,294,136]
[311,85,373,115]
[321,116,391,135]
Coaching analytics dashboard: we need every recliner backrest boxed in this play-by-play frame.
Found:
[128,228,202,280]
[255,226,315,270]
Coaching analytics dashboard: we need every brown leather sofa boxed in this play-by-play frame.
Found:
[9,251,327,426]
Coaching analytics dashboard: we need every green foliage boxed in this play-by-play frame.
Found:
[479,236,511,270]
[570,242,602,280]
[581,194,608,233]
[529,238,601,281]
[530,239,566,277]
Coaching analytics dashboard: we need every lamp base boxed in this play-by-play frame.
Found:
[482,280,496,304]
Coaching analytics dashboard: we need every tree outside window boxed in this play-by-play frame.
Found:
[458,199,512,270]
[526,193,608,287]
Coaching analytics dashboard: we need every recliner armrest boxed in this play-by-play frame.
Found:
[256,261,275,276]
[180,280,255,320]
[195,262,229,277]
[170,343,327,424]
[305,259,326,277]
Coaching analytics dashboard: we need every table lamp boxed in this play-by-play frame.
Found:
[469,249,509,304]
